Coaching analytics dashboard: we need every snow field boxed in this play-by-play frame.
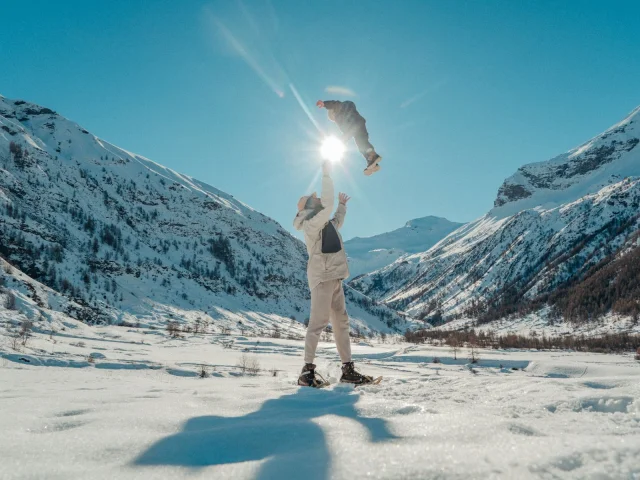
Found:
[1,320,639,479]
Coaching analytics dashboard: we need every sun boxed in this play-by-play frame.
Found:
[320,136,346,163]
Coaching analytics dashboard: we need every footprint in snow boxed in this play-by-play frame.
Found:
[54,409,91,418]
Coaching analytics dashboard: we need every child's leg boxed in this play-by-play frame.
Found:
[352,124,375,160]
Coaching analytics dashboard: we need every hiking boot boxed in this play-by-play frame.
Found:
[364,152,382,176]
[340,362,374,385]
[298,363,329,388]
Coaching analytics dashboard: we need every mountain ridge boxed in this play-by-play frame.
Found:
[0,94,409,333]
[351,104,640,331]
[344,215,463,278]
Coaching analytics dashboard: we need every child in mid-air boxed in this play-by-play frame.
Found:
[317,100,382,176]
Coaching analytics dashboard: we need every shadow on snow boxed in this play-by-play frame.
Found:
[133,387,398,479]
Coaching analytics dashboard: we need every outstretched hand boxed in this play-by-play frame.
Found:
[339,193,351,205]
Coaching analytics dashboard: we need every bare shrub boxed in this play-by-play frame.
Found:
[199,364,209,378]
[19,320,33,347]
[236,353,248,374]
[166,321,180,338]
[222,340,233,349]
[432,357,441,364]
[2,262,13,275]
[270,367,278,377]
[448,335,460,360]
[247,356,261,375]
[3,292,17,310]
[469,343,480,364]
[236,353,260,375]
[87,355,95,364]
[220,325,231,335]
[10,334,21,351]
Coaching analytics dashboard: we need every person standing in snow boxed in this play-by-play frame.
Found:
[317,100,382,176]
[293,161,375,387]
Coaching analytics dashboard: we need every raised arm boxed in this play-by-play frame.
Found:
[304,162,335,232]
[322,100,341,111]
[332,193,350,230]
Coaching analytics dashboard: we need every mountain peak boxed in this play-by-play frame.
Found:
[493,105,640,212]
[345,216,463,278]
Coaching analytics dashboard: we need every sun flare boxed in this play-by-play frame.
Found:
[320,136,346,163]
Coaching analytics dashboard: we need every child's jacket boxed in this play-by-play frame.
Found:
[323,100,366,138]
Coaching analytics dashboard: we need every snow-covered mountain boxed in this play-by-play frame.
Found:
[344,216,463,278]
[352,106,640,328]
[0,94,409,333]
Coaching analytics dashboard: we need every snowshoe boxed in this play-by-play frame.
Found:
[339,362,379,385]
[364,152,382,176]
[298,363,330,388]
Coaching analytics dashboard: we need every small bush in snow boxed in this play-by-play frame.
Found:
[237,353,260,375]
[270,367,278,377]
[10,334,21,351]
[199,364,209,378]
[3,292,17,310]
[469,343,480,364]
[247,356,261,375]
[270,326,281,339]
[19,320,33,347]
[87,355,95,364]
[2,262,13,275]
[447,335,460,360]
[166,321,180,338]
[236,353,248,374]
[432,357,441,364]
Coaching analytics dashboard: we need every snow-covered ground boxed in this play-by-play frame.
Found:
[439,310,640,338]
[2,316,639,479]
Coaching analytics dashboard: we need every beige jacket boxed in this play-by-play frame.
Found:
[293,172,349,291]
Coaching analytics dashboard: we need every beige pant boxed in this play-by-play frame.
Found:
[304,279,352,364]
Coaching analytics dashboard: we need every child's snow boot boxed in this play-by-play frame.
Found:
[340,362,375,385]
[364,151,382,176]
[298,363,329,388]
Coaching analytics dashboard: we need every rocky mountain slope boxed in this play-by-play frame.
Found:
[345,216,463,278]
[0,94,408,333]
[351,106,640,329]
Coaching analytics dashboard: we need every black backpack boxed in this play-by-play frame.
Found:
[321,221,342,254]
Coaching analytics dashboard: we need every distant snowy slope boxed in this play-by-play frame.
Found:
[345,216,463,278]
[0,94,409,333]
[495,106,640,213]
[352,105,640,329]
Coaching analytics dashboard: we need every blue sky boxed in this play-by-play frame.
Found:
[2,0,639,240]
